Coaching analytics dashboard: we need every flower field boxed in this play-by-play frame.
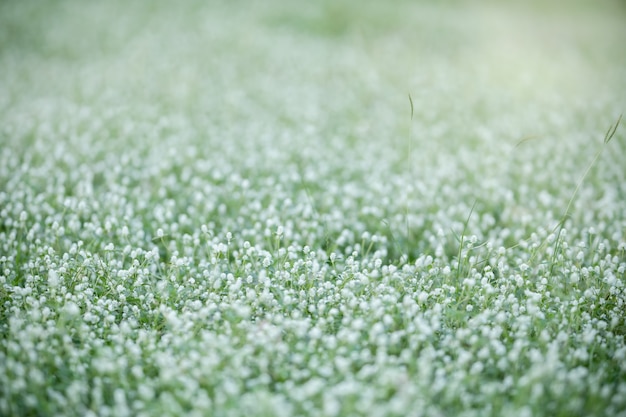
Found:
[1,1,626,416]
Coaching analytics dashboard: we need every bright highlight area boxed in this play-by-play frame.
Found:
[1,1,626,416]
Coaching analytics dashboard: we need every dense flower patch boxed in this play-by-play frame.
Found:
[1,1,625,416]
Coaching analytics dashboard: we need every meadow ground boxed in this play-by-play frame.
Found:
[1,1,626,416]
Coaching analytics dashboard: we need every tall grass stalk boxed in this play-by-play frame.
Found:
[529,115,622,271]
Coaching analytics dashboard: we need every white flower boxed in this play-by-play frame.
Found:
[64,302,80,317]
[48,270,59,288]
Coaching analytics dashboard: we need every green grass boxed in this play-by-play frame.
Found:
[1,1,626,416]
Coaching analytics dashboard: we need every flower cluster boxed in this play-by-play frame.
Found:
[1,1,625,416]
